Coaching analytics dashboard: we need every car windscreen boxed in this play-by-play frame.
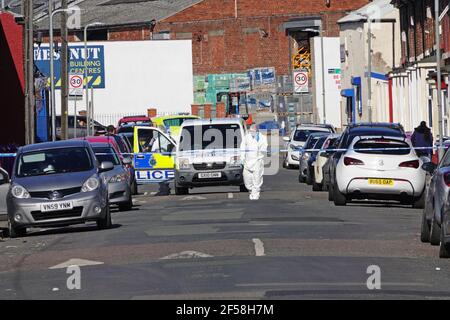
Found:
[163,118,193,128]
[313,137,327,150]
[305,135,326,149]
[16,147,93,177]
[294,129,329,142]
[93,147,121,165]
[353,138,410,155]
[180,124,242,151]
[119,133,134,149]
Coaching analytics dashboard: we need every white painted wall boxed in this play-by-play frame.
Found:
[51,40,193,123]
[313,37,342,128]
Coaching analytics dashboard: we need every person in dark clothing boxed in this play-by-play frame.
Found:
[411,121,433,158]
[106,125,115,135]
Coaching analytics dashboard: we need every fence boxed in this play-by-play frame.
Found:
[94,112,182,126]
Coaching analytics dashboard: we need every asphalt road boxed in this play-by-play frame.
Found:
[1,159,450,300]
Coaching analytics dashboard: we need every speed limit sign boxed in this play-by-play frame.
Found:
[293,70,309,93]
[69,74,84,97]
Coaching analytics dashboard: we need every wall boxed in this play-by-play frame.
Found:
[37,40,194,123]
[0,12,25,145]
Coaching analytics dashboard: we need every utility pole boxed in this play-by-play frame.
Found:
[60,0,69,140]
[319,22,326,125]
[23,0,34,144]
[367,17,373,123]
[22,0,29,144]
[435,0,444,160]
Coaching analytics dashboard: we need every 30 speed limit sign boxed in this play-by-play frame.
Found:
[69,74,84,97]
[293,70,309,93]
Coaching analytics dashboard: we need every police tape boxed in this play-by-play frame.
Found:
[0,146,443,158]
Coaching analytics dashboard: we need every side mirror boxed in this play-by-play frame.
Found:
[99,161,114,173]
[422,162,437,174]
[283,136,290,142]
[122,157,132,165]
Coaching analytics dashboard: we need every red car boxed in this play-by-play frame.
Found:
[74,136,138,194]
[117,115,152,128]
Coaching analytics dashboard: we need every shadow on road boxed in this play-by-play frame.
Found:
[25,223,122,237]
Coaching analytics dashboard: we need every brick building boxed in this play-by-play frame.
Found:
[390,0,450,135]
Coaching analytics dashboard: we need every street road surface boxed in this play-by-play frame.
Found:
[0,158,449,299]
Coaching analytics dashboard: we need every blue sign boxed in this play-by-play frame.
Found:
[34,45,105,89]
[135,170,175,183]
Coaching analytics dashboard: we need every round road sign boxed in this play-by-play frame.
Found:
[70,75,83,89]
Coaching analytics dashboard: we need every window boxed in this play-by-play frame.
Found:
[93,147,120,166]
[353,138,410,155]
[180,124,242,151]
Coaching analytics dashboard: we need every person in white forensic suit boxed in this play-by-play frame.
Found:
[241,124,268,200]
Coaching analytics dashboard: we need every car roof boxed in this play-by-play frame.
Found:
[119,115,150,121]
[348,127,405,136]
[181,118,244,126]
[20,140,90,153]
[74,136,120,146]
[153,115,200,121]
[90,142,116,149]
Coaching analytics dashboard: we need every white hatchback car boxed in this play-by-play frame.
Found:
[283,124,335,168]
[333,136,426,207]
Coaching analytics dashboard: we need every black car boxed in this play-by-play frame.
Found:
[326,123,406,201]
[305,136,328,186]
[299,132,329,183]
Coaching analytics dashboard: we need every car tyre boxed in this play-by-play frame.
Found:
[240,184,248,192]
[97,205,112,230]
[131,181,138,195]
[412,191,425,209]
[312,180,322,192]
[119,196,133,212]
[175,184,189,195]
[298,174,305,183]
[430,216,441,246]
[7,218,26,238]
[333,182,347,206]
[306,170,313,186]
[328,183,334,201]
[420,211,431,243]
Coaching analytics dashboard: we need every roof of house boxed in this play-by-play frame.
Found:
[3,0,203,30]
[338,0,396,24]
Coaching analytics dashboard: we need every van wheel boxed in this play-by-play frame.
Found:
[333,182,347,206]
[8,219,26,238]
[420,211,431,243]
[175,185,189,195]
[240,185,248,192]
[97,205,112,230]
[440,226,450,258]
[430,216,441,246]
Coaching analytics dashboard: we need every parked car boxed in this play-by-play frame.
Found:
[117,115,152,128]
[420,148,450,249]
[304,135,328,186]
[0,166,9,185]
[283,124,335,169]
[6,140,114,238]
[323,135,342,195]
[76,135,137,195]
[56,115,106,139]
[298,132,329,183]
[175,118,247,195]
[313,134,341,191]
[326,123,406,200]
[91,143,133,211]
[332,135,426,207]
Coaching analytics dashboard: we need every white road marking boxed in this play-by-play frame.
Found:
[252,238,265,257]
[181,195,207,201]
[49,258,104,269]
[52,288,59,292]
[236,282,431,287]
[150,192,157,195]
[228,193,234,199]
[160,251,213,260]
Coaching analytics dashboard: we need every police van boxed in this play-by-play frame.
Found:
[132,126,177,185]
[174,118,247,195]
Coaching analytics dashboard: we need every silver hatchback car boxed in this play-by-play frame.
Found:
[6,140,114,238]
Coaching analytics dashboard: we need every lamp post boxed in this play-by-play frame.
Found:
[435,0,444,160]
[49,3,77,141]
[84,22,103,136]
[302,26,326,125]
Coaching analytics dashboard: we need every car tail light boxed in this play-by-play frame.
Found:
[344,157,364,166]
[444,173,450,187]
[399,160,420,169]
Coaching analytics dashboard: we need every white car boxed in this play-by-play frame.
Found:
[313,134,341,191]
[283,124,335,168]
[332,135,426,207]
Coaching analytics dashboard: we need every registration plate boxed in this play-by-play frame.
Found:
[198,172,222,179]
[368,179,394,186]
[40,201,73,212]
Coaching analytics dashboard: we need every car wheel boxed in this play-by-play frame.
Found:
[322,182,329,192]
[312,180,322,192]
[283,158,288,169]
[298,174,305,183]
[119,196,133,212]
[175,184,189,195]
[328,183,334,201]
[430,216,441,246]
[420,211,431,243]
[333,182,347,206]
[7,218,26,238]
[97,205,112,230]
[240,184,248,192]
[131,181,138,195]
[412,192,425,209]
[306,170,313,186]
[440,225,450,258]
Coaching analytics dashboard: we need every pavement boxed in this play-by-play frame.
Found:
[0,158,449,299]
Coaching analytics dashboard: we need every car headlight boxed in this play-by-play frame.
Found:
[230,155,241,167]
[178,158,190,169]
[110,173,128,183]
[82,176,100,192]
[291,154,299,161]
[11,184,30,199]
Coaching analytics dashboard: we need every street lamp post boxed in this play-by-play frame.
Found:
[367,17,373,123]
[435,0,444,160]
[84,22,103,136]
[49,3,76,141]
